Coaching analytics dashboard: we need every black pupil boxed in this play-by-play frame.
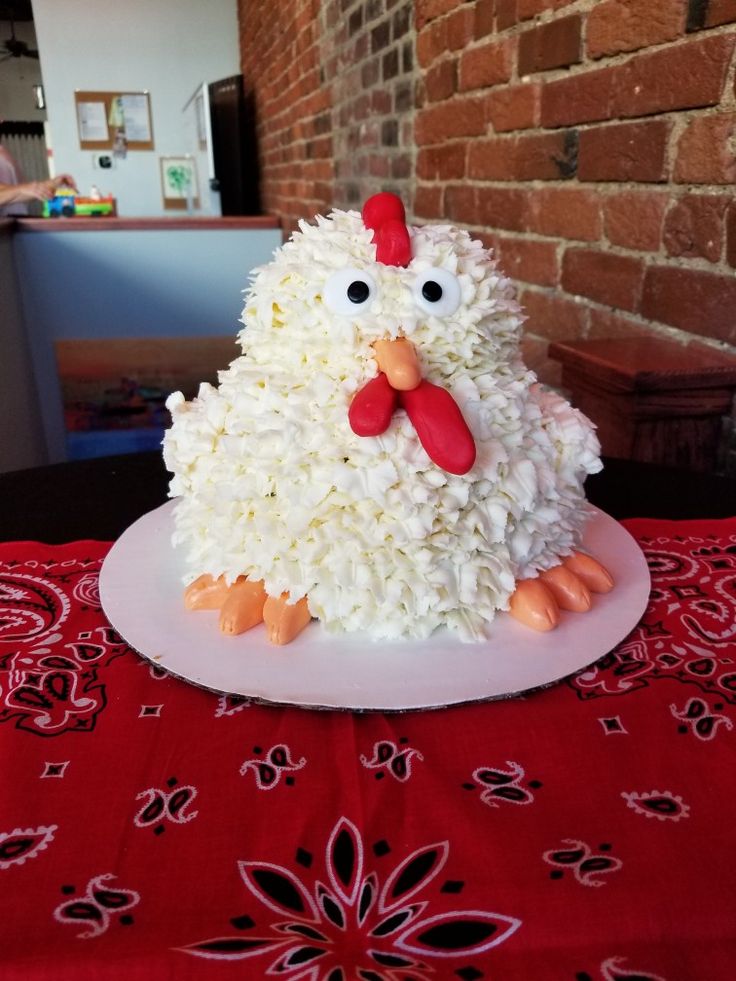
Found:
[422,280,443,303]
[347,280,370,304]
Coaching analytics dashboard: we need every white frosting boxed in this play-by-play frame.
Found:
[163,208,602,641]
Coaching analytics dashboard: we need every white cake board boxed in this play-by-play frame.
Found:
[99,502,650,712]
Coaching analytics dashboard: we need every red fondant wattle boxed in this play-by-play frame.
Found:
[399,380,476,475]
[349,374,476,474]
[348,372,398,436]
[362,192,411,268]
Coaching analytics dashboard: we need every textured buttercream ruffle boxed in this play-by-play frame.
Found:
[162,209,602,641]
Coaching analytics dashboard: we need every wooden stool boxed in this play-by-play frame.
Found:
[548,337,736,473]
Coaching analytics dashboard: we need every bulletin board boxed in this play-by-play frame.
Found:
[74,90,154,151]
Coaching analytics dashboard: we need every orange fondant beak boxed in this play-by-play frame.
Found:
[373,337,422,391]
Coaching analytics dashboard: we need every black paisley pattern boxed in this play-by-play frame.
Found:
[0,559,130,736]
[569,532,736,703]
[1,526,735,979]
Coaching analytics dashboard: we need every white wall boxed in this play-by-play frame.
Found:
[0,20,45,122]
[32,0,240,216]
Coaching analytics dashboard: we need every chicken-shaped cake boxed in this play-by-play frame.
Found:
[163,193,612,645]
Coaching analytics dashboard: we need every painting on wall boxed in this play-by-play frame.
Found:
[160,155,200,210]
[55,336,236,459]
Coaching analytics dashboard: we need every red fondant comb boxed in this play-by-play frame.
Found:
[362,192,411,267]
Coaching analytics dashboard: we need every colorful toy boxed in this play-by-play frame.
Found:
[44,189,116,218]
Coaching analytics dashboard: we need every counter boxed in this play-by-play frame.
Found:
[5,215,283,468]
[14,215,280,232]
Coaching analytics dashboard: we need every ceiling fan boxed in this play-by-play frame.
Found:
[0,7,39,65]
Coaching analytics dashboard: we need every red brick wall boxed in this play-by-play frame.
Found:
[239,0,333,231]
[239,0,414,233]
[414,0,736,361]
[239,0,736,359]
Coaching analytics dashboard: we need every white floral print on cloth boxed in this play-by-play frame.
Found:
[179,816,521,977]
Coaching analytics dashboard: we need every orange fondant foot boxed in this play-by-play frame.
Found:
[263,593,312,646]
[540,565,592,612]
[184,574,231,610]
[562,552,614,593]
[219,579,268,636]
[510,552,614,631]
[508,579,560,632]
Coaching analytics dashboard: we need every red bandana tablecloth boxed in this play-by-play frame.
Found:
[1,518,735,981]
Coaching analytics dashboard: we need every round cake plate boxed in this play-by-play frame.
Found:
[99,501,650,712]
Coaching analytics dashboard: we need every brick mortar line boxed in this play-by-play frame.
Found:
[725,36,736,110]
[419,0,593,33]
[526,22,735,75]
[518,284,736,355]
[415,98,733,133]
[665,110,691,189]
[266,138,411,157]
[427,19,736,88]
[512,218,728,272]
[415,109,729,212]
[412,197,734,276]
[414,177,734,198]
[418,209,734,276]
[577,0,590,55]
[435,221,721,258]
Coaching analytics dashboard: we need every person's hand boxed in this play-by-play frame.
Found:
[54,173,78,192]
[26,180,54,201]
[0,173,80,208]
[27,174,78,201]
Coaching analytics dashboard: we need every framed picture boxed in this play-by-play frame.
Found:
[160,155,200,210]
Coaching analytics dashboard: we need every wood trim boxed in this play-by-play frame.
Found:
[13,216,280,232]
[549,338,736,392]
[560,369,736,418]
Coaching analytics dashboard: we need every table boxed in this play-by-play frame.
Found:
[1,454,735,979]
[549,337,736,473]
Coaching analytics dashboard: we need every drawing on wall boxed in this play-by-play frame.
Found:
[160,155,200,210]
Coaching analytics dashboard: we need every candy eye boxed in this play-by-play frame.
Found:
[412,268,462,317]
[324,268,377,315]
